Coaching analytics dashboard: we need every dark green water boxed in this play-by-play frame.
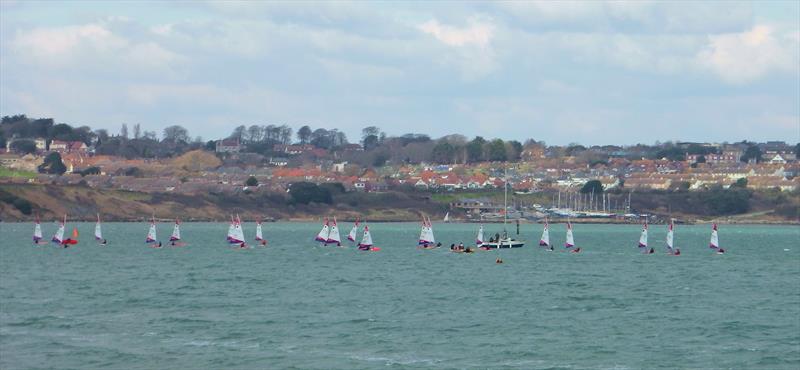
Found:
[1,222,799,369]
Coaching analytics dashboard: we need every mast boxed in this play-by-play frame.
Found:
[503,167,508,233]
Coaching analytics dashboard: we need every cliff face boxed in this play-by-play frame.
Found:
[0,184,446,222]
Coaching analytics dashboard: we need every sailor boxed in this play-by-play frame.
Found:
[571,247,581,253]
[495,258,503,264]
[648,247,655,254]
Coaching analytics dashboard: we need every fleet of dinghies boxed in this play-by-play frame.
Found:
[29,215,730,256]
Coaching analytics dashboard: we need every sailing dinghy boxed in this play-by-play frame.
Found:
[666,221,679,255]
[146,216,160,247]
[709,223,725,254]
[327,218,342,246]
[539,218,552,251]
[418,217,436,248]
[95,213,106,245]
[565,221,580,253]
[358,224,379,251]
[315,218,330,245]
[33,214,46,245]
[169,219,187,246]
[347,218,359,243]
[638,221,653,254]
[255,218,266,246]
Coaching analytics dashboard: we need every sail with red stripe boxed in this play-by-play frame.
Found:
[564,221,575,249]
[347,218,359,242]
[709,223,720,250]
[145,216,157,243]
[315,218,330,243]
[539,219,550,247]
[170,219,181,241]
[638,221,648,251]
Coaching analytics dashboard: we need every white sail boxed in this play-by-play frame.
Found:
[638,222,648,249]
[232,215,245,243]
[426,217,436,244]
[146,218,157,243]
[359,225,373,247]
[709,223,720,249]
[315,218,330,243]
[418,219,427,245]
[227,216,235,242]
[476,224,485,246]
[170,220,181,241]
[51,216,66,244]
[255,221,263,241]
[94,214,103,241]
[539,221,550,247]
[327,218,341,244]
[348,220,359,242]
[666,222,675,252]
[565,222,575,248]
[443,212,450,222]
[33,217,43,242]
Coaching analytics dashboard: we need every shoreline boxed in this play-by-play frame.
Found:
[3,218,798,225]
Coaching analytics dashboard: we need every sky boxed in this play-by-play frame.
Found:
[1,0,798,145]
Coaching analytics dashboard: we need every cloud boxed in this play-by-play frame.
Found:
[418,18,494,48]
[11,19,183,73]
[697,24,800,84]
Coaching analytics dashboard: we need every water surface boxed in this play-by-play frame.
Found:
[1,222,798,369]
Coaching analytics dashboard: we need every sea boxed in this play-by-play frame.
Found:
[1,222,798,369]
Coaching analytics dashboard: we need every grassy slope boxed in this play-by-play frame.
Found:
[0,184,446,222]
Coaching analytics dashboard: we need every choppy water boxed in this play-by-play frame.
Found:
[1,222,799,369]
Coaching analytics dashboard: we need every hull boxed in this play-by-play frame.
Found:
[480,240,525,249]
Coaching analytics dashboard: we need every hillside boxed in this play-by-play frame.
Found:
[0,184,446,222]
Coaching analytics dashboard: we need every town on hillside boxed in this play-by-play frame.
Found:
[1,114,798,222]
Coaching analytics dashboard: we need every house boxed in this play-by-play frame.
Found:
[687,151,740,164]
[48,140,88,154]
[216,139,241,153]
[767,153,787,164]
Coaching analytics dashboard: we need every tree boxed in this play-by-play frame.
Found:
[230,125,246,142]
[731,177,748,188]
[795,143,800,157]
[245,176,258,187]
[120,124,129,139]
[297,125,312,144]
[431,141,456,163]
[466,136,486,163]
[362,126,382,140]
[10,139,36,154]
[696,155,706,163]
[363,134,380,150]
[133,123,141,139]
[163,125,190,143]
[95,129,109,143]
[38,152,67,175]
[741,145,761,163]
[486,139,507,161]
[580,180,604,194]
[288,182,332,204]
[247,125,262,143]
[507,140,523,161]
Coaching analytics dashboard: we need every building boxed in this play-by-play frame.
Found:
[687,150,741,164]
[48,140,88,153]
[215,139,241,153]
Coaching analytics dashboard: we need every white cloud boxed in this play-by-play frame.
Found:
[418,18,493,48]
[11,20,183,73]
[697,24,800,84]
